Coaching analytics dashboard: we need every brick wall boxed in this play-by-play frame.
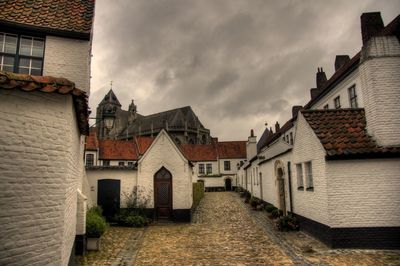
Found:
[326,158,400,227]
[138,131,192,210]
[0,90,83,265]
[43,36,91,94]
[359,35,400,146]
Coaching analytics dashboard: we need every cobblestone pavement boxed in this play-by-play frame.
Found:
[76,192,400,265]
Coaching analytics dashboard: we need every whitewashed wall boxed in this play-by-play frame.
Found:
[219,158,244,175]
[86,169,138,208]
[138,131,192,210]
[0,90,83,266]
[326,158,400,227]
[43,36,91,94]
[292,113,329,225]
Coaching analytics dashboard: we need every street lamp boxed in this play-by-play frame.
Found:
[103,113,115,130]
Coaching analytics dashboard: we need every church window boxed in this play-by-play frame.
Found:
[305,161,313,191]
[296,163,303,190]
[206,163,212,174]
[199,164,205,174]
[86,154,94,167]
[103,160,110,167]
[0,33,44,75]
[348,85,358,108]
[224,161,231,171]
[334,96,341,109]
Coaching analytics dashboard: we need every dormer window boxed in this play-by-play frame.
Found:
[0,33,44,75]
[334,96,341,109]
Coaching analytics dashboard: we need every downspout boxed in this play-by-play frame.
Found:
[287,161,293,214]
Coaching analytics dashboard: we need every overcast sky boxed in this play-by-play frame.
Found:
[90,0,399,141]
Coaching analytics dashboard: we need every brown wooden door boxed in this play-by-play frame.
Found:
[154,167,172,220]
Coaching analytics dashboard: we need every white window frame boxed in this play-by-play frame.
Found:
[305,161,314,191]
[334,96,341,109]
[296,163,304,190]
[206,163,212,174]
[199,163,205,174]
[348,85,358,108]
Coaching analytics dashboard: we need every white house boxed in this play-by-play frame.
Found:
[238,12,400,249]
[0,1,94,265]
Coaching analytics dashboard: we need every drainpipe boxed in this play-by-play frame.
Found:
[287,161,293,214]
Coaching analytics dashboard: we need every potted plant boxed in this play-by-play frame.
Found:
[86,207,108,251]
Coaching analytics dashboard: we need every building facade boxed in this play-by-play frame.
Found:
[0,1,94,265]
[238,12,400,249]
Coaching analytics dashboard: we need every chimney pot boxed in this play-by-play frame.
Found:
[361,12,384,45]
[250,129,254,137]
[275,121,280,132]
[334,55,350,71]
[316,67,327,89]
[292,105,303,118]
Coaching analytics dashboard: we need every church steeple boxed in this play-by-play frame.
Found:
[100,89,121,107]
[97,87,122,140]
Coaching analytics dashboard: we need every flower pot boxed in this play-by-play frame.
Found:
[87,237,101,251]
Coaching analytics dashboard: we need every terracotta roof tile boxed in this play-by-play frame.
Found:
[99,140,137,160]
[217,141,246,159]
[0,71,89,135]
[180,144,218,161]
[135,136,155,155]
[301,108,400,159]
[0,0,95,37]
[85,128,98,150]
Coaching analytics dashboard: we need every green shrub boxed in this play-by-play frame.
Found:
[275,214,299,231]
[86,207,108,238]
[192,181,205,209]
[114,209,149,227]
[270,209,283,219]
[265,204,277,213]
[88,205,103,216]
[249,197,260,208]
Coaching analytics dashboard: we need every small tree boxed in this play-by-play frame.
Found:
[124,186,151,216]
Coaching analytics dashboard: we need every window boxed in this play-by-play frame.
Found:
[305,161,313,190]
[348,85,358,108]
[224,161,231,171]
[103,160,110,167]
[86,154,94,167]
[0,33,44,75]
[323,104,329,109]
[206,163,212,174]
[119,161,125,166]
[334,96,341,109]
[289,132,294,145]
[296,164,304,190]
[199,164,205,174]
[286,135,289,143]
[128,161,133,167]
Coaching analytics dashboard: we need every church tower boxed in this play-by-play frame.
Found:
[96,89,121,139]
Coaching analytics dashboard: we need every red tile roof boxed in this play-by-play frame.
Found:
[301,109,400,159]
[135,136,155,155]
[0,71,89,134]
[217,141,246,159]
[99,140,137,160]
[0,0,95,39]
[85,128,98,150]
[180,144,218,161]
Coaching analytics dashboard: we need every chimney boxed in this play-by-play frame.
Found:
[361,12,384,46]
[275,121,280,132]
[246,129,257,160]
[292,105,302,118]
[334,55,350,71]
[316,67,327,89]
[310,88,321,100]
[269,127,273,134]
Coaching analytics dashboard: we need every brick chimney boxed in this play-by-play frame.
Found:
[292,105,302,118]
[316,67,327,89]
[246,129,257,161]
[275,121,280,132]
[310,88,321,99]
[334,55,350,71]
[361,12,384,46]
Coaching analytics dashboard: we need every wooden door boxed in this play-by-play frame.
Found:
[225,178,232,191]
[98,179,120,220]
[277,178,286,214]
[154,167,172,220]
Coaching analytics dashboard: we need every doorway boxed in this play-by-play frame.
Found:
[225,178,232,191]
[154,167,173,220]
[97,179,121,220]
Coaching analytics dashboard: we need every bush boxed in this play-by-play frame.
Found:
[88,205,103,216]
[124,186,151,216]
[192,181,205,210]
[275,214,299,231]
[270,209,283,219]
[116,213,149,227]
[249,197,260,208]
[265,204,277,213]
[86,207,108,238]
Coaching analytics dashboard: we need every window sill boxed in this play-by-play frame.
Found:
[306,187,314,191]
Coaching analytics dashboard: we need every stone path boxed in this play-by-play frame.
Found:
[76,192,400,265]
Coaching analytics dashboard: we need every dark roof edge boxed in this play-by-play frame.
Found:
[325,152,400,161]
[0,20,91,40]
[258,148,292,166]
[86,166,137,170]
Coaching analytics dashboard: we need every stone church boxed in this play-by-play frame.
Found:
[96,89,211,144]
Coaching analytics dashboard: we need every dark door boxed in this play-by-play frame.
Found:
[154,167,172,220]
[98,179,120,220]
[225,178,232,191]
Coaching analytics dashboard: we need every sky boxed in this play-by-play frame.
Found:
[89,0,400,141]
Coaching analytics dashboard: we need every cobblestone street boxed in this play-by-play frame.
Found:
[77,192,400,265]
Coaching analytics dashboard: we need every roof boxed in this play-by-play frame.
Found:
[0,0,95,40]
[301,109,400,159]
[86,128,99,150]
[99,140,137,160]
[305,14,400,109]
[217,141,246,159]
[258,119,294,151]
[135,136,155,155]
[0,71,89,135]
[180,144,218,161]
